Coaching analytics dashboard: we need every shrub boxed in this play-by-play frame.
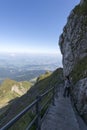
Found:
[70,56,87,84]
[73,1,87,15]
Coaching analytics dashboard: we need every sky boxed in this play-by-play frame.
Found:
[0,0,80,54]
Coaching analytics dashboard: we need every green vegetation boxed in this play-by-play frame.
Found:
[9,112,36,130]
[70,56,87,84]
[21,81,32,90]
[84,19,87,27]
[9,94,52,130]
[0,68,63,130]
[73,1,87,15]
[0,79,32,113]
[0,79,32,94]
[36,68,63,93]
[37,71,52,82]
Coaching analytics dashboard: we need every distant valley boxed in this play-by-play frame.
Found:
[0,66,46,83]
[0,53,61,83]
[0,53,61,122]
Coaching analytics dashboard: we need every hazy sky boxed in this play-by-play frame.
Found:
[0,0,80,54]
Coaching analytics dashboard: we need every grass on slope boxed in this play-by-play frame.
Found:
[70,56,87,85]
[36,68,63,93]
[73,1,87,15]
[0,68,63,130]
[0,79,32,115]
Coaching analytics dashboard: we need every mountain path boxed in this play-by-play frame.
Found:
[41,85,80,130]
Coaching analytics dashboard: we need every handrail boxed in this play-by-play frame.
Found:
[41,97,51,111]
[1,100,38,130]
[1,86,55,130]
[40,87,54,98]
[26,115,38,130]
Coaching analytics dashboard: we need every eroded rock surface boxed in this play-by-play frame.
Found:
[59,0,87,123]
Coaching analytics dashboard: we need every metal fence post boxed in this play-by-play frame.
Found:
[52,86,55,106]
[36,96,41,130]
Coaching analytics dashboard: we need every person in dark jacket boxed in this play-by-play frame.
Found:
[63,76,71,97]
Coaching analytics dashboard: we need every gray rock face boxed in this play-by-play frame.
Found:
[59,7,87,76]
[72,78,87,122]
[59,0,87,123]
[80,0,85,5]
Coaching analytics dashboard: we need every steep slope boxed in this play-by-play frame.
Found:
[0,79,32,109]
[0,68,63,129]
[59,0,87,123]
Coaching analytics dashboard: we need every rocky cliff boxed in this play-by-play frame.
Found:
[59,0,87,123]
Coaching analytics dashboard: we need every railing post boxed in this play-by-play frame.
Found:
[36,96,41,130]
[52,86,55,106]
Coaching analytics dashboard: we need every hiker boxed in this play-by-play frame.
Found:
[63,75,71,97]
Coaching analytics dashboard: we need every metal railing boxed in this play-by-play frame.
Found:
[1,86,56,130]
